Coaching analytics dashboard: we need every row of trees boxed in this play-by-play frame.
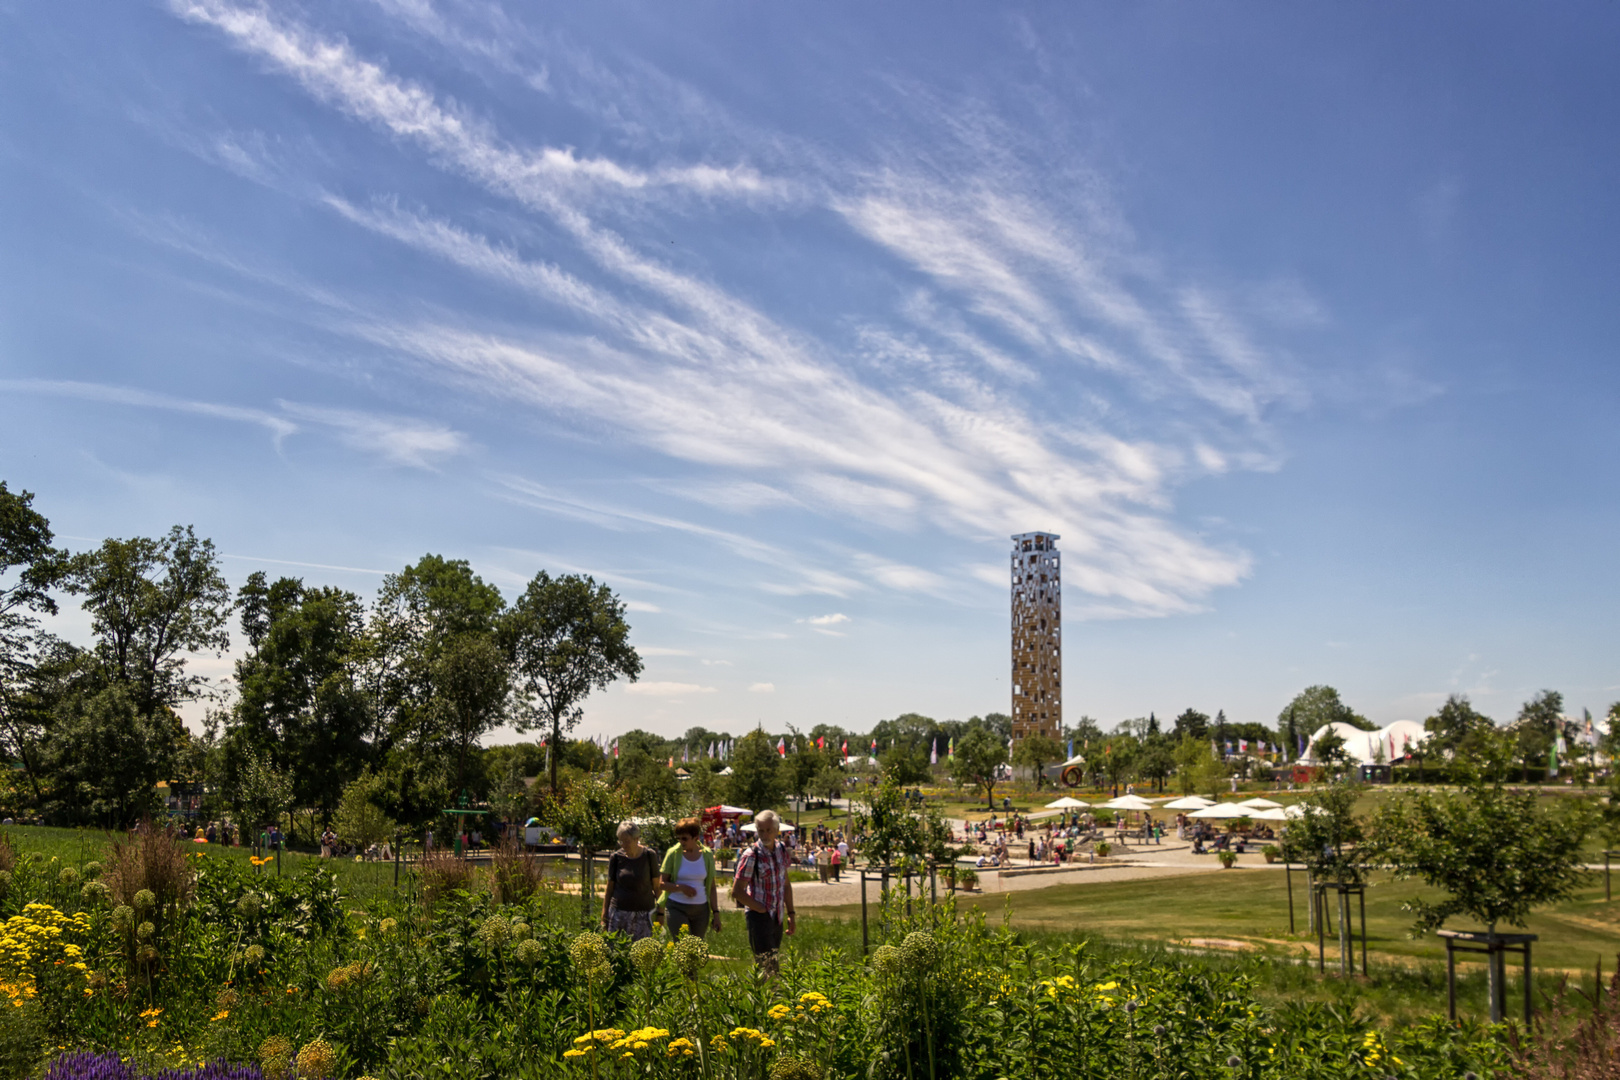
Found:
[0,481,644,831]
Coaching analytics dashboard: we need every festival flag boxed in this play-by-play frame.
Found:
[613,739,619,759]
[1297,734,1306,759]
[777,737,786,757]
[948,736,955,757]
[1239,738,1248,753]
[1067,737,1074,759]
[871,738,878,754]
[841,739,849,761]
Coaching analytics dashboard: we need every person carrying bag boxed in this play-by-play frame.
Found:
[659,817,722,940]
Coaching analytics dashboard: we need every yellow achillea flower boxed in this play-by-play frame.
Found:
[768,1004,792,1020]
[799,991,832,1013]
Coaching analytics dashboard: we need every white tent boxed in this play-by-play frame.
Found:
[1100,795,1155,811]
[1187,802,1254,819]
[1045,796,1091,809]
[1162,796,1215,810]
[1303,719,1428,766]
[1237,797,1283,810]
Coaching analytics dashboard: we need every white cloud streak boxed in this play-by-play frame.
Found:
[164,0,1295,618]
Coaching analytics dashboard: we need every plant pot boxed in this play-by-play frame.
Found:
[1263,852,1277,864]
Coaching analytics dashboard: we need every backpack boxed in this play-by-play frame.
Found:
[732,842,779,909]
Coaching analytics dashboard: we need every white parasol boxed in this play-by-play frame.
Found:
[1161,796,1215,810]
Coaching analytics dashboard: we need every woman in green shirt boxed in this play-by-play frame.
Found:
[661,817,722,940]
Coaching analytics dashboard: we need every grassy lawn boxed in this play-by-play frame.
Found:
[807,866,1620,973]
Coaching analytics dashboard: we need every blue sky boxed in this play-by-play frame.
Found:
[3,1,1618,739]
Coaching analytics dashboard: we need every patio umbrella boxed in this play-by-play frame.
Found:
[1237,797,1283,810]
[1284,804,1317,819]
[1099,795,1155,811]
[1045,796,1091,809]
[1186,802,1253,819]
[1249,807,1290,821]
[1161,796,1215,810]
[741,821,796,833]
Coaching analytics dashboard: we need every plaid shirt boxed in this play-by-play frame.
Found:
[734,839,789,921]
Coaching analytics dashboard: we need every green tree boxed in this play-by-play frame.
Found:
[725,729,784,813]
[361,554,505,755]
[1422,693,1494,774]
[428,632,511,799]
[785,731,832,818]
[860,773,951,868]
[1172,708,1209,741]
[949,726,1007,809]
[1279,685,1374,737]
[879,741,931,786]
[1098,735,1138,793]
[501,572,642,793]
[333,773,396,850]
[230,748,296,838]
[1172,735,1209,795]
[0,482,65,802]
[1371,754,1592,935]
[42,684,179,825]
[1011,733,1063,790]
[229,575,371,824]
[1135,738,1175,793]
[1511,689,1563,782]
[1281,785,1365,884]
[63,525,231,718]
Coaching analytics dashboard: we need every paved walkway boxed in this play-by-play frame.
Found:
[791,839,1288,908]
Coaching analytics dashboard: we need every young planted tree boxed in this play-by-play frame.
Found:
[725,729,784,813]
[1370,754,1595,1020]
[502,572,641,793]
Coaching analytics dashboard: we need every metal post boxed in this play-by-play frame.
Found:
[1359,888,1368,977]
[394,833,401,890]
[1607,850,1612,903]
[1337,888,1351,977]
[1523,942,1533,1026]
[1488,940,1503,1024]
[860,871,869,956]
[1316,886,1325,974]
[1446,939,1457,1022]
[1285,862,1295,934]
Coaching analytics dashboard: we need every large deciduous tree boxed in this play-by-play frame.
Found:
[63,526,231,717]
[725,729,785,813]
[501,572,641,793]
[230,574,371,823]
[949,726,1007,809]
[0,482,65,802]
[1279,685,1375,737]
[1011,733,1063,790]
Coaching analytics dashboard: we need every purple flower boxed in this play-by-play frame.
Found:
[42,1054,265,1080]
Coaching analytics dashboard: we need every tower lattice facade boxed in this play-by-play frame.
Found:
[1011,532,1061,742]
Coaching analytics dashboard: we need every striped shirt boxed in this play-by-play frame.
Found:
[734,839,790,921]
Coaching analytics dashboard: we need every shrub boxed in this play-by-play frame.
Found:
[418,846,478,904]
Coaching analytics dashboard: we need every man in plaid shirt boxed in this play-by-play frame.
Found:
[730,809,795,975]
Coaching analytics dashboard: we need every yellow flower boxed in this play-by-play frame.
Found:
[211,1010,230,1022]
[768,1004,792,1020]
[562,1048,589,1058]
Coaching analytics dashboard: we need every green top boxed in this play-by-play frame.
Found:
[659,843,716,906]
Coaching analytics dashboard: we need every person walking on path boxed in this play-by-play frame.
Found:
[660,818,721,940]
[601,821,661,941]
[731,810,795,977]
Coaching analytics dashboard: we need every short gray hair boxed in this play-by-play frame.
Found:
[616,821,641,840]
[754,810,780,830]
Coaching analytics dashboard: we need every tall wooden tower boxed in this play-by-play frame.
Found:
[1011,532,1061,742]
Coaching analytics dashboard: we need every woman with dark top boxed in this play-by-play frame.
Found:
[601,821,661,940]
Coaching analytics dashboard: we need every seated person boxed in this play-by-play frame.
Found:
[1191,836,1207,854]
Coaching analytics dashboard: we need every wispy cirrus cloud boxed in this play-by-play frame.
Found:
[161,0,1295,618]
[1,379,463,470]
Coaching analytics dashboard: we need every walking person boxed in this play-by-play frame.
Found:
[601,821,660,941]
[660,818,721,940]
[731,810,795,977]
